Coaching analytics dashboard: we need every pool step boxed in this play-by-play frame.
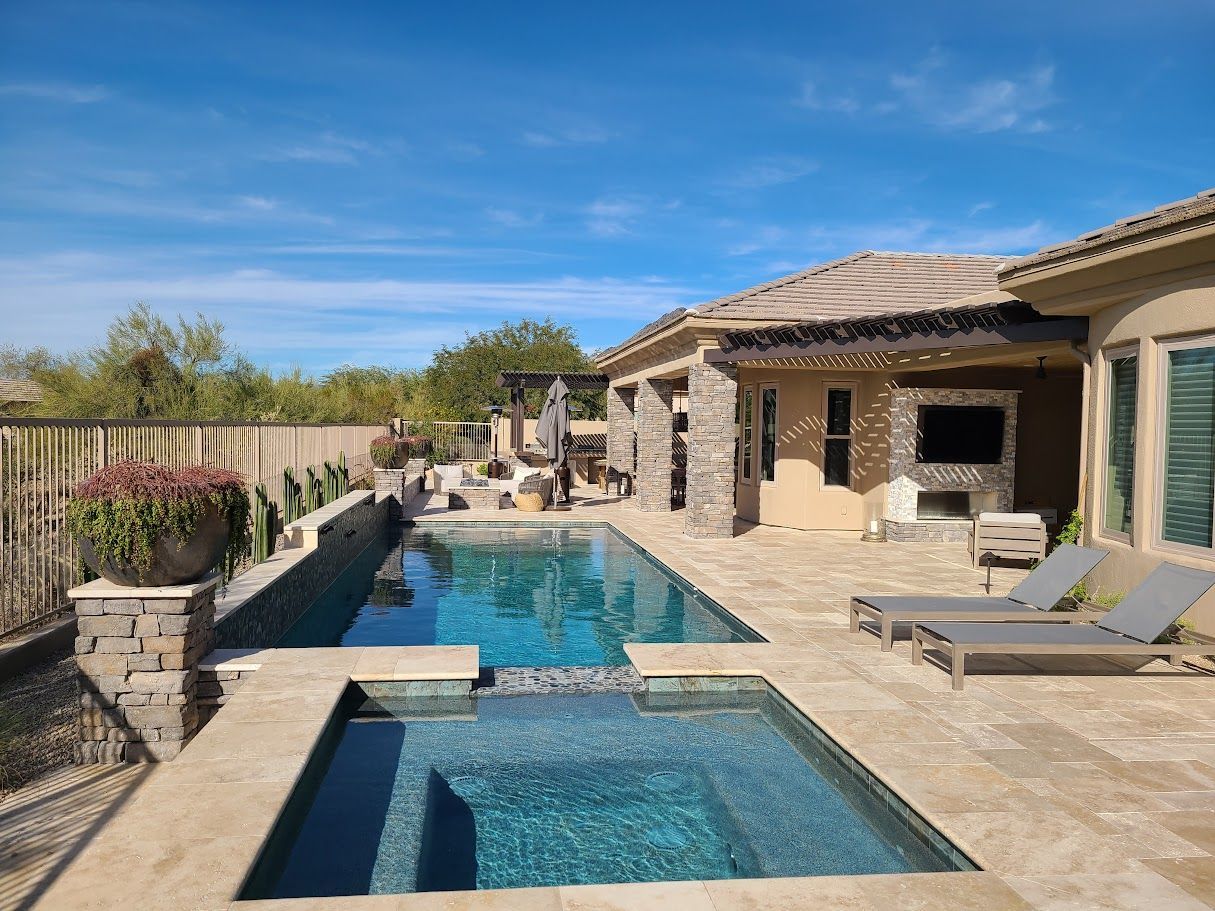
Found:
[474,666,644,696]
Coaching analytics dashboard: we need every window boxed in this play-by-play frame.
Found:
[1103,351,1137,538]
[823,385,854,488]
[1159,338,1215,551]
[740,388,753,482]
[760,386,777,482]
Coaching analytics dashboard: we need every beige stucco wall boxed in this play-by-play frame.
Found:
[734,368,891,530]
[1080,274,1215,633]
[733,365,1082,534]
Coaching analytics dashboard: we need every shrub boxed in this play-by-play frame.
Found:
[426,445,451,468]
[476,462,489,476]
[369,434,403,468]
[66,461,251,579]
[1056,509,1083,546]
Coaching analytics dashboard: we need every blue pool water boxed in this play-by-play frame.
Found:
[277,525,757,665]
[245,690,966,899]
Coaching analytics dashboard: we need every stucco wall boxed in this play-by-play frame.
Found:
[1081,274,1215,633]
[734,368,891,531]
[734,365,1082,534]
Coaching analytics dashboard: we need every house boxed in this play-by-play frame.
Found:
[595,188,1215,633]
[998,188,1215,632]
[0,379,42,415]
[595,251,1087,545]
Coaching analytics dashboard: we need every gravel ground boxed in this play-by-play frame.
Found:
[0,648,75,800]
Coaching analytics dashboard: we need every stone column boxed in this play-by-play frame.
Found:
[685,364,738,538]
[636,378,674,512]
[606,385,636,481]
[71,574,217,763]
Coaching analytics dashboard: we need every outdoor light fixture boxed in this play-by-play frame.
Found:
[481,404,509,475]
[1036,356,1048,380]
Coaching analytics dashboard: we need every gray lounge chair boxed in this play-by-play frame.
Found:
[912,562,1215,689]
[850,544,1108,651]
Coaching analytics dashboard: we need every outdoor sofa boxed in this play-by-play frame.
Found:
[911,562,1215,689]
[850,543,1108,651]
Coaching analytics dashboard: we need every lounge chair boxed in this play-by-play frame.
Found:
[850,543,1108,651]
[911,562,1215,689]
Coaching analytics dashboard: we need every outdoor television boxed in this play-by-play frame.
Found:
[915,405,1005,464]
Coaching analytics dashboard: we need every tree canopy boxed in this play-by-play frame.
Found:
[1,304,604,424]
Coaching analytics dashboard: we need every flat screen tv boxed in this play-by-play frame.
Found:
[915,405,1005,464]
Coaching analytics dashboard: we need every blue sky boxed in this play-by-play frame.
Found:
[1,1,1212,372]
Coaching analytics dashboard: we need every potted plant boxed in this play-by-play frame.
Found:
[370,434,407,469]
[67,461,251,587]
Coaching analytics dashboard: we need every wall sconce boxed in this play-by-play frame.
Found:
[1035,356,1048,380]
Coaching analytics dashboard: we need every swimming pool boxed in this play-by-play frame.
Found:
[277,524,758,665]
[244,687,971,899]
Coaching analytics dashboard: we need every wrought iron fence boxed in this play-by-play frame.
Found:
[427,421,493,462]
[0,419,384,639]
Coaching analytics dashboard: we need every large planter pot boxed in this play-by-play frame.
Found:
[371,441,408,469]
[78,503,232,587]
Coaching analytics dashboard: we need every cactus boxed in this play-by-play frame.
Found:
[253,483,273,563]
[304,465,318,514]
[282,467,300,525]
[323,460,336,503]
[337,451,348,496]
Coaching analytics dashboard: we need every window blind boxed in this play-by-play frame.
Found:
[1161,346,1215,549]
[1103,355,1137,535]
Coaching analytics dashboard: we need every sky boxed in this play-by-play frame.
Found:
[1,1,1213,373]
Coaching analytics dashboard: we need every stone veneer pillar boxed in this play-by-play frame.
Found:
[635,378,674,512]
[70,574,217,763]
[606,385,636,480]
[685,363,738,538]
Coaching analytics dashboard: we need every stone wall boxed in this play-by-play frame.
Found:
[685,363,737,538]
[635,378,673,512]
[72,576,218,763]
[883,519,972,544]
[213,492,389,648]
[607,386,636,478]
[374,469,424,520]
[887,388,1019,524]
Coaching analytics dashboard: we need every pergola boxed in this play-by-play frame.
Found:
[494,371,609,453]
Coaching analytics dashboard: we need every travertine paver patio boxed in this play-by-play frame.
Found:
[6,496,1213,910]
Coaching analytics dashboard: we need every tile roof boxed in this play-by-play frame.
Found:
[1000,187,1215,275]
[596,251,1007,362]
[0,379,42,402]
[695,251,1007,321]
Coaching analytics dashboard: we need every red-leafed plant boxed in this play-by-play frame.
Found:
[370,434,406,469]
[67,461,251,580]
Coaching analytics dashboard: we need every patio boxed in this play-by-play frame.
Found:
[6,501,1213,911]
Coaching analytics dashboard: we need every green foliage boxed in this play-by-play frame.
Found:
[65,464,251,580]
[8,306,601,426]
[425,445,451,468]
[424,318,605,421]
[475,462,488,476]
[1056,509,1084,547]
[369,434,403,468]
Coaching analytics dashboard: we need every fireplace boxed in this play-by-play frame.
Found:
[916,491,997,521]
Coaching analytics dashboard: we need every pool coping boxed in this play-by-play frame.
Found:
[37,644,1036,911]
[38,510,1212,910]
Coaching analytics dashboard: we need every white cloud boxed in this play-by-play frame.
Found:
[520,125,613,148]
[485,207,544,228]
[268,131,383,165]
[722,156,819,190]
[795,81,859,113]
[0,82,109,103]
[891,61,1056,133]
[968,201,995,217]
[585,197,646,237]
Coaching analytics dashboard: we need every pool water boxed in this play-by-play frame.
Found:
[277,525,757,665]
[244,690,968,899]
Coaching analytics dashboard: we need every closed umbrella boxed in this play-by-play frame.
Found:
[535,377,571,503]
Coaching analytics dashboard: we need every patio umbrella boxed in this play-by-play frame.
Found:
[535,377,571,503]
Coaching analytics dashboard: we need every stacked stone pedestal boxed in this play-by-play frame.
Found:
[374,468,424,519]
[70,575,218,763]
[636,379,674,512]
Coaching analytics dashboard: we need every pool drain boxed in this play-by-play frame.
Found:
[645,822,690,851]
[645,771,687,793]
